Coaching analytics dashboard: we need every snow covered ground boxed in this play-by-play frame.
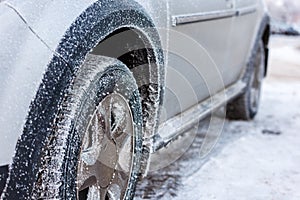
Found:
[135,36,300,200]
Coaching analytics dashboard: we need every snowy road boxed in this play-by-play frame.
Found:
[135,36,300,200]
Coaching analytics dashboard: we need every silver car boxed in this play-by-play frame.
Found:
[0,0,270,199]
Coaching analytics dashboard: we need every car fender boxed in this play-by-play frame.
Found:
[0,3,56,166]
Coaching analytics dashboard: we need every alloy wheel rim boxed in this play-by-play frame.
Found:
[77,93,134,200]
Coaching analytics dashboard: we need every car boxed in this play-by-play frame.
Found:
[271,21,300,36]
[0,0,270,199]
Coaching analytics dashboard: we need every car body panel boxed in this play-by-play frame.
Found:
[4,0,169,54]
[0,3,56,165]
[162,0,235,121]
[160,0,267,124]
[226,0,264,86]
[4,0,103,52]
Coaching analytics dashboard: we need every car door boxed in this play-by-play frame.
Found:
[161,0,236,122]
[226,0,261,86]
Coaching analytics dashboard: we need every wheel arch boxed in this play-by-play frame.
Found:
[243,14,270,83]
[54,0,165,143]
[2,1,164,198]
[262,23,271,76]
[90,27,164,141]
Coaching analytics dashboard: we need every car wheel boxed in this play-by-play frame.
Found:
[226,40,265,120]
[25,54,143,199]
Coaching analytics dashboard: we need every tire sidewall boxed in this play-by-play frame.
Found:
[247,41,265,118]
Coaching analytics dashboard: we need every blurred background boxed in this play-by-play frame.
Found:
[266,0,300,23]
[266,0,300,35]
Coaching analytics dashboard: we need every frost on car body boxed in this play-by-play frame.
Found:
[0,0,269,199]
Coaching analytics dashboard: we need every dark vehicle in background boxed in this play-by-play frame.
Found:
[271,21,300,35]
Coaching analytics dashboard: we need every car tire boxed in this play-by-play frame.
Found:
[4,54,143,200]
[226,40,265,120]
